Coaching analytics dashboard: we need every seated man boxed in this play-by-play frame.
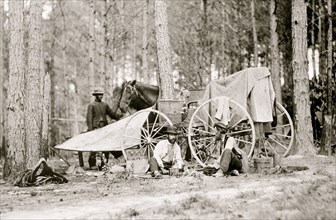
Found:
[149,126,184,178]
[213,122,248,177]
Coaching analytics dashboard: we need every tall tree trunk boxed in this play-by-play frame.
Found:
[102,0,108,97]
[201,0,208,85]
[121,0,126,79]
[48,1,57,150]
[25,0,43,168]
[4,0,26,180]
[324,0,333,155]
[251,0,258,67]
[0,0,4,153]
[89,0,95,90]
[108,0,115,94]
[142,0,149,83]
[59,2,70,137]
[311,0,316,78]
[100,0,107,89]
[132,3,137,80]
[154,0,174,99]
[41,74,50,159]
[291,0,315,155]
[270,0,282,104]
[318,0,326,79]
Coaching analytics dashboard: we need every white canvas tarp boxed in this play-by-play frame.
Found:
[202,67,275,122]
[55,108,151,152]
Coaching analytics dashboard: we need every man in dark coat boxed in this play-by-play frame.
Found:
[87,87,121,170]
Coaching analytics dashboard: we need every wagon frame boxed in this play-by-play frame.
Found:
[121,68,294,168]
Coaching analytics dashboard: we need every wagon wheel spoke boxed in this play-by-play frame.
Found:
[268,136,288,150]
[191,136,215,144]
[150,114,160,135]
[271,132,292,139]
[205,101,216,126]
[140,127,150,138]
[227,128,252,136]
[271,124,291,129]
[191,127,214,136]
[264,139,278,155]
[152,121,169,138]
[235,138,253,145]
[194,114,216,133]
[130,126,147,140]
[146,117,150,135]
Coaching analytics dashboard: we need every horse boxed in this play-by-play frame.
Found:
[119,80,160,114]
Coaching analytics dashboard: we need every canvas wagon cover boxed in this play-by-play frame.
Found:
[55,108,151,152]
[202,67,275,122]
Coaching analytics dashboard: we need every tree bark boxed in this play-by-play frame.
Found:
[251,0,258,67]
[25,0,43,168]
[154,0,174,99]
[59,2,70,137]
[270,0,282,104]
[4,0,26,180]
[48,1,57,150]
[142,0,149,83]
[291,0,315,155]
[325,0,333,155]
[41,74,51,159]
[101,0,107,90]
[89,0,95,91]
[311,0,316,78]
[0,0,4,152]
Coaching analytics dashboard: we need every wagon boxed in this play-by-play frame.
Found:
[121,67,294,168]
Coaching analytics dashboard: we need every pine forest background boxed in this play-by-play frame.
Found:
[0,0,335,179]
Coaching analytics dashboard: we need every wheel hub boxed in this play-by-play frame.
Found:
[146,137,152,144]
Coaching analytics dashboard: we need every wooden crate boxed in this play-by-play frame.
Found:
[157,99,184,124]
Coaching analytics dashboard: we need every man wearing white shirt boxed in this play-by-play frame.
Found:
[149,126,184,178]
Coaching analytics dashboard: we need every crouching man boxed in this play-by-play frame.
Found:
[213,122,249,177]
[149,126,184,178]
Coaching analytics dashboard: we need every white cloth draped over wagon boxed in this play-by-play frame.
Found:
[202,67,275,123]
[55,108,152,152]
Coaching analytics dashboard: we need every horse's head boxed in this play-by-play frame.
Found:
[119,80,159,113]
[111,84,129,117]
[119,80,137,113]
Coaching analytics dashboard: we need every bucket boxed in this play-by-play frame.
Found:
[254,157,272,169]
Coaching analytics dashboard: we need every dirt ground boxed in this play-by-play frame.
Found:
[0,154,335,220]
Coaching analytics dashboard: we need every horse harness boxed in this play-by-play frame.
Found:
[124,82,152,107]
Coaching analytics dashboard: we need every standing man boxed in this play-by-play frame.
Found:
[149,126,184,178]
[87,87,120,170]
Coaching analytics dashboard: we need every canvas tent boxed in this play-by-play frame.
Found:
[55,108,152,152]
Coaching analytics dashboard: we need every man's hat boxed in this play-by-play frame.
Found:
[92,87,104,95]
[165,126,179,135]
[214,122,228,129]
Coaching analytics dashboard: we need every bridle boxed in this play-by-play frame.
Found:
[123,82,152,111]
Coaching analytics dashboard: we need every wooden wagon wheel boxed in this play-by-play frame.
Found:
[188,96,256,167]
[264,102,294,157]
[121,109,173,161]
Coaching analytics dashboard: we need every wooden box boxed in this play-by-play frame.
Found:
[157,99,184,124]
